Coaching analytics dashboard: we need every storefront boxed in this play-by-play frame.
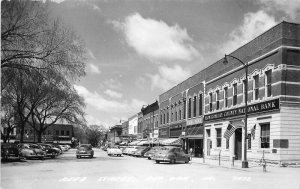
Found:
[158,127,169,138]
[181,118,203,157]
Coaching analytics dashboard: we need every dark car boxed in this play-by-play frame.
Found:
[132,146,151,157]
[38,144,59,158]
[76,144,94,158]
[144,146,164,160]
[152,146,190,164]
[1,143,22,161]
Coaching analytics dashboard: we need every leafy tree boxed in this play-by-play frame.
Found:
[86,125,107,147]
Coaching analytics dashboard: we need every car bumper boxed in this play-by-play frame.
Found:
[152,157,171,162]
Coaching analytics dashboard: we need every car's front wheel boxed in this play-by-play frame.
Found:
[170,159,176,164]
[155,160,160,164]
[90,155,93,158]
[76,155,80,159]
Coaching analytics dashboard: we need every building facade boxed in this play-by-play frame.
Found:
[128,114,139,138]
[141,101,159,139]
[108,124,122,145]
[158,21,300,163]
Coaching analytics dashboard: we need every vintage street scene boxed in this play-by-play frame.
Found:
[1,0,300,189]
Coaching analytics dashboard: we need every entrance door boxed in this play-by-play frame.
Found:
[194,139,202,157]
[234,128,242,160]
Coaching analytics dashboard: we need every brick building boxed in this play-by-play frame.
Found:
[158,21,300,163]
[141,101,159,139]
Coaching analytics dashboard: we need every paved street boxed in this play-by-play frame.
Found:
[1,148,300,189]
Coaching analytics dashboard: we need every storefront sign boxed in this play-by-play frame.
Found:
[204,98,280,122]
[159,127,169,138]
[187,117,203,126]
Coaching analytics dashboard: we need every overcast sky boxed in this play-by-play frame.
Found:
[49,0,300,128]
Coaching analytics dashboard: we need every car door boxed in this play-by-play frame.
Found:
[177,148,185,161]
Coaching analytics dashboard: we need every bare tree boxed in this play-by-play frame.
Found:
[1,104,17,143]
[1,0,86,91]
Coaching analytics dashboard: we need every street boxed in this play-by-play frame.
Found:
[1,148,300,189]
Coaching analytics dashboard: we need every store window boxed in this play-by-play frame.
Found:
[206,129,211,137]
[254,75,259,100]
[233,83,237,106]
[61,130,64,135]
[226,139,229,149]
[216,128,222,147]
[243,79,247,103]
[199,93,203,116]
[265,70,272,97]
[224,87,228,108]
[260,123,270,148]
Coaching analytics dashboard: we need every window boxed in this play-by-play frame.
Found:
[175,111,177,121]
[265,70,272,97]
[206,129,211,137]
[56,130,59,135]
[179,110,181,120]
[233,83,237,106]
[224,87,228,108]
[243,79,247,103]
[163,113,165,124]
[167,111,169,123]
[216,128,222,147]
[199,94,203,116]
[216,90,220,110]
[160,114,162,124]
[193,96,197,117]
[67,131,70,136]
[248,134,251,149]
[209,93,213,111]
[226,139,229,149]
[171,112,173,122]
[61,130,64,135]
[188,98,192,118]
[254,75,259,100]
[260,123,270,148]
[183,100,186,119]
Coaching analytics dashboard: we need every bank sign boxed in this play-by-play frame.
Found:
[204,98,280,122]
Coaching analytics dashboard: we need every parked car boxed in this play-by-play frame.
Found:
[122,146,132,155]
[38,144,59,158]
[59,145,68,152]
[76,144,94,158]
[144,146,164,160]
[1,143,22,161]
[102,146,108,151]
[126,146,141,156]
[107,146,122,156]
[152,146,190,164]
[132,146,151,157]
[18,143,45,160]
[52,144,63,154]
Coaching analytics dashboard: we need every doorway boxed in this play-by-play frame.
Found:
[234,128,242,160]
[188,139,203,157]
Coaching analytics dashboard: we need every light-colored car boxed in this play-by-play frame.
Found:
[76,144,94,158]
[132,146,151,157]
[107,147,122,156]
[152,146,190,164]
[18,143,45,160]
[126,146,140,156]
[59,145,68,152]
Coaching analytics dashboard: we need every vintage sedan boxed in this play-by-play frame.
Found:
[18,143,45,160]
[107,146,122,156]
[38,144,59,158]
[132,146,151,157]
[1,143,22,161]
[126,146,140,156]
[152,146,190,164]
[144,146,163,160]
[76,144,94,158]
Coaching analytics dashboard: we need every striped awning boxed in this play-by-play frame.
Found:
[160,138,182,146]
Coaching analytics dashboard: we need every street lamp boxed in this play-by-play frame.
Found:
[223,54,249,168]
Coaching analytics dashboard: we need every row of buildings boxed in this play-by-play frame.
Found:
[109,21,300,164]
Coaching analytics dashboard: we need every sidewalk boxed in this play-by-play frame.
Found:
[189,157,300,172]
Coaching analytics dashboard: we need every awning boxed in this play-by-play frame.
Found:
[160,138,182,146]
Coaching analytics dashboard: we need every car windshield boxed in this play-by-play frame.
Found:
[79,144,91,148]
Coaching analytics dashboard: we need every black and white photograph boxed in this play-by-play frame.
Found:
[1,0,300,189]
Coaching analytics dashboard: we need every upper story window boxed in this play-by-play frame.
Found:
[167,111,169,123]
[179,110,182,120]
[171,112,173,122]
[265,70,272,97]
[233,83,237,106]
[61,130,64,135]
[254,75,259,100]
[209,93,213,111]
[193,96,197,117]
[199,93,203,116]
[160,114,162,124]
[183,100,186,119]
[188,98,192,118]
[175,111,177,121]
[163,113,166,124]
[224,87,228,108]
[216,90,220,110]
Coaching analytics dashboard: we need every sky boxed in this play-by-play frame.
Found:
[48,0,300,128]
